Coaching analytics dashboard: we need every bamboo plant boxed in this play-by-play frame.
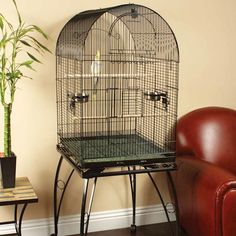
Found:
[0,0,50,157]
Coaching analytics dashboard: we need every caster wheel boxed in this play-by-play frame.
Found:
[130,224,137,232]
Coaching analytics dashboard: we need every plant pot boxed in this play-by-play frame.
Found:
[0,154,16,188]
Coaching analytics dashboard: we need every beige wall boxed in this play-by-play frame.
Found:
[1,0,236,220]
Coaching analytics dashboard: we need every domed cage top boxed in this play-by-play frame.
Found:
[56,4,179,168]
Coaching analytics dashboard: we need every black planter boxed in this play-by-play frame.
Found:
[0,154,16,188]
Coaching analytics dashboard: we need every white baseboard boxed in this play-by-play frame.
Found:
[0,204,175,236]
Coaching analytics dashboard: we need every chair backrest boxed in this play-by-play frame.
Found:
[176,107,236,174]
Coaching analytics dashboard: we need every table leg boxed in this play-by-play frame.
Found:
[14,203,27,236]
[14,204,18,233]
[18,204,27,236]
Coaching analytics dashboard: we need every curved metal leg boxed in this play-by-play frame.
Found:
[51,156,74,236]
[128,166,136,232]
[146,168,174,236]
[85,177,97,235]
[52,156,63,236]
[80,178,98,236]
[80,179,89,235]
[14,204,18,233]
[57,169,75,218]
[167,171,181,236]
[18,204,27,236]
[13,203,28,236]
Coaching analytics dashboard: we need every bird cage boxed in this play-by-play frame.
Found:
[56,4,179,168]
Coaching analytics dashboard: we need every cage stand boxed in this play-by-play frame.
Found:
[82,177,98,235]
[50,155,181,236]
[146,167,174,235]
[52,156,75,236]
[167,171,181,236]
[128,166,137,232]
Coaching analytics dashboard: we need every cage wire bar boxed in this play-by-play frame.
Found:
[56,4,179,169]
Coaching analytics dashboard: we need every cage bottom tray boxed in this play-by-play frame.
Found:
[59,134,175,168]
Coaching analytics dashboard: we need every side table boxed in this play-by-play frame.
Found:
[0,177,38,236]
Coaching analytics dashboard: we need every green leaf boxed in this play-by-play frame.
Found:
[20,60,34,66]
[0,40,3,49]
[6,70,22,81]
[0,16,3,30]
[20,40,31,47]
[20,60,36,71]
[18,28,33,38]
[15,70,22,78]
[16,46,22,53]
[1,55,6,68]
[31,25,48,39]
[0,13,13,30]
[27,52,41,63]
[0,33,8,47]
[22,75,33,80]
[19,39,40,53]
[28,36,51,53]
[12,0,22,24]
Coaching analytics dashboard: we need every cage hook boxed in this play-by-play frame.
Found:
[131,8,138,18]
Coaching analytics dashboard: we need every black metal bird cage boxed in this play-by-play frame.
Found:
[56,4,179,169]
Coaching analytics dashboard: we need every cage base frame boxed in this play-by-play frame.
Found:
[57,136,176,170]
[51,154,181,236]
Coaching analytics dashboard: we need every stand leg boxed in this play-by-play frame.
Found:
[51,156,74,236]
[80,179,89,236]
[80,178,98,236]
[128,166,136,232]
[85,177,97,235]
[167,171,181,236]
[146,169,174,235]
[51,156,63,236]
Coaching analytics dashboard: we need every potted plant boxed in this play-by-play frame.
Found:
[0,0,50,188]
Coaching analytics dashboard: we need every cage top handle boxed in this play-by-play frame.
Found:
[108,7,157,38]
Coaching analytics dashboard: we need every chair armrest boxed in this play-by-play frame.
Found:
[173,155,236,236]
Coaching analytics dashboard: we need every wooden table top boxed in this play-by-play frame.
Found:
[0,177,38,205]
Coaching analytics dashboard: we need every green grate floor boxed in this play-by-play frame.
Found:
[60,134,172,167]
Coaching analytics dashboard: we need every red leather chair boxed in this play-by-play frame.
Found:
[174,107,236,236]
